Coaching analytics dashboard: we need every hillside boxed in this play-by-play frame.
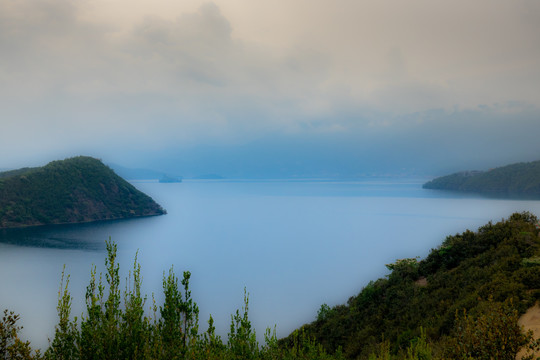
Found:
[282,212,540,359]
[423,160,540,197]
[0,156,165,228]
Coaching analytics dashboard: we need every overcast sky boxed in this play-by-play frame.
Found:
[1,0,540,177]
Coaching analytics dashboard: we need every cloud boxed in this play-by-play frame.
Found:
[0,1,334,156]
[1,0,539,174]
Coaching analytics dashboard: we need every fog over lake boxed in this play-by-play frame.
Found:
[2,179,540,350]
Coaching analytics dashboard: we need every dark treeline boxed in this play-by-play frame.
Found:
[3,214,540,359]
[423,160,540,197]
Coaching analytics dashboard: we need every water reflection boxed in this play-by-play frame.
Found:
[0,219,146,250]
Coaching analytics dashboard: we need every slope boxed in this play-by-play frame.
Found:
[282,212,540,359]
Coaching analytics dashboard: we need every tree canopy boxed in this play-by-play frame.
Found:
[0,156,165,229]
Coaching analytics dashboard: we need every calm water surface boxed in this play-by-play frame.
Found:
[1,179,540,349]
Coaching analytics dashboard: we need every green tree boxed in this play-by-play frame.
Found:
[159,268,199,359]
[120,251,150,360]
[44,267,78,360]
[0,309,38,360]
[79,239,122,360]
[228,289,258,359]
[446,299,538,360]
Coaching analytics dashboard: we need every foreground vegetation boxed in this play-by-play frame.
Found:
[0,156,165,229]
[284,212,540,359]
[1,240,342,360]
[2,213,540,359]
[423,160,540,197]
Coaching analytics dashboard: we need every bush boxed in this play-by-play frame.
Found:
[445,299,539,360]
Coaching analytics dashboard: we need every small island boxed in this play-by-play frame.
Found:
[0,156,166,229]
[423,160,540,197]
[159,175,182,183]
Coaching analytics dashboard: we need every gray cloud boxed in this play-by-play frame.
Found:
[1,0,539,175]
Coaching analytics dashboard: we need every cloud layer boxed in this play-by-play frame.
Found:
[1,0,539,175]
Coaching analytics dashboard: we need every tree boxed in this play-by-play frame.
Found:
[446,299,539,360]
[0,309,37,360]
[44,267,78,360]
[160,268,199,359]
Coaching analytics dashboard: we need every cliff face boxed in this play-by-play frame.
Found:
[0,156,166,228]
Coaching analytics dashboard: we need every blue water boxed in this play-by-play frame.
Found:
[1,179,540,349]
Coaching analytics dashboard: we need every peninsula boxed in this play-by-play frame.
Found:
[0,156,166,228]
[423,160,540,197]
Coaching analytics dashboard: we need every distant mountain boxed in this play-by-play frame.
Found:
[0,156,166,229]
[159,175,182,183]
[192,174,225,180]
[423,160,540,197]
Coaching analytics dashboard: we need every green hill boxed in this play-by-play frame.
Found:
[0,156,165,228]
[423,160,540,197]
[282,212,540,359]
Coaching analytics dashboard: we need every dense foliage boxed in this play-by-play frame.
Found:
[0,157,165,228]
[281,212,540,359]
[2,213,540,359]
[423,160,540,197]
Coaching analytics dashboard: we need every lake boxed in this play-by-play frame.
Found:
[2,179,540,350]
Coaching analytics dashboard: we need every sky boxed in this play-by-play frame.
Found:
[1,0,540,177]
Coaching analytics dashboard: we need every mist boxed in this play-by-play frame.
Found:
[1,0,540,176]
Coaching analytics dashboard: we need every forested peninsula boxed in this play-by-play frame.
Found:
[0,156,165,229]
[423,160,540,197]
